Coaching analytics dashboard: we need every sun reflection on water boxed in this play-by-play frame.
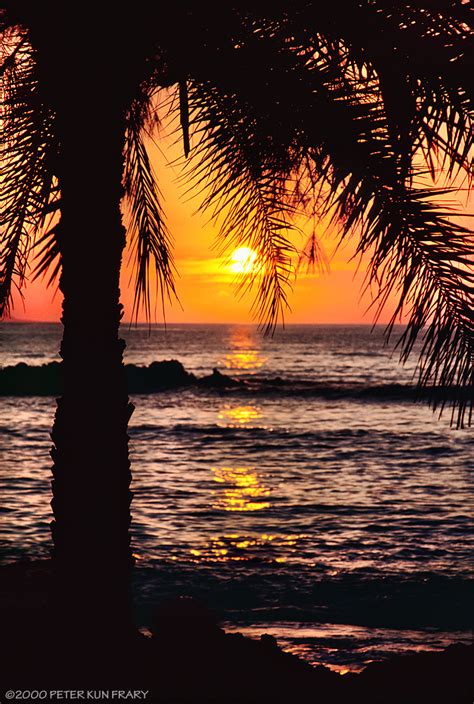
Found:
[220,327,267,374]
[212,466,270,512]
[218,405,263,426]
[222,350,267,371]
[186,533,307,564]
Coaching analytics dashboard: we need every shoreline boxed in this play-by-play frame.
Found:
[1,559,472,703]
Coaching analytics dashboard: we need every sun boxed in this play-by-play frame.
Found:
[229,247,258,274]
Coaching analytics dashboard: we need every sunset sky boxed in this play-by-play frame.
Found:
[10,116,471,327]
[10,198,375,325]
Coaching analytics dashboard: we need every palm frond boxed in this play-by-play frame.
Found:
[180,0,474,425]
[33,221,61,287]
[354,184,473,427]
[288,39,472,423]
[183,80,298,332]
[0,31,59,316]
[123,93,178,321]
[362,2,473,182]
[297,228,330,275]
[281,1,472,181]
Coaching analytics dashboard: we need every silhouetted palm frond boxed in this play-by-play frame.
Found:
[170,2,472,421]
[0,32,59,314]
[260,4,473,423]
[183,80,298,332]
[123,92,178,320]
[353,184,473,427]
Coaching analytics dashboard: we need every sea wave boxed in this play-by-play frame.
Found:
[1,359,470,403]
[132,563,473,631]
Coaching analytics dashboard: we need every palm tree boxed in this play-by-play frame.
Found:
[1,1,472,643]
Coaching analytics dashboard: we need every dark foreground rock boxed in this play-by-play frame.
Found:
[349,643,473,703]
[1,561,472,703]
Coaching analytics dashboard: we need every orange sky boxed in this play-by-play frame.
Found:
[9,117,471,327]
[9,193,376,325]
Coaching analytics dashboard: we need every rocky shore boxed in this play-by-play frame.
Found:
[1,560,472,703]
[2,359,471,403]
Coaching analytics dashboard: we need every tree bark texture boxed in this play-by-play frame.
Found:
[49,90,134,640]
[27,6,155,644]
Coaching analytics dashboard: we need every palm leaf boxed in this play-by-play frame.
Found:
[176,4,473,420]
[123,94,178,321]
[183,79,298,332]
[1,32,58,315]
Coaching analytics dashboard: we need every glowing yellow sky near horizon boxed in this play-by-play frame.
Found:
[10,203,374,324]
[9,137,381,326]
[9,113,472,326]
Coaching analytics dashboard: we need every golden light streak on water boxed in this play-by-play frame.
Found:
[212,466,271,512]
[222,350,267,371]
[185,533,307,564]
[218,405,263,425]
[220,326,267,372]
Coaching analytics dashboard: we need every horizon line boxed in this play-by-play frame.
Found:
[2,319,403,327]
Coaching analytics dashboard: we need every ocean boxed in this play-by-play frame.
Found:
[1,322,472,672]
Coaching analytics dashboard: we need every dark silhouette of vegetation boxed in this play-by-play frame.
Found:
[1,1,472,650]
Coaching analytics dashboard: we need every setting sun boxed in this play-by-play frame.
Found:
[229,247,258,274]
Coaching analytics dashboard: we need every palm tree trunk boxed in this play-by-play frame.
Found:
[50,101,134,641]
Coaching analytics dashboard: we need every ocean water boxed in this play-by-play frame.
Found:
[1,322,472,671]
